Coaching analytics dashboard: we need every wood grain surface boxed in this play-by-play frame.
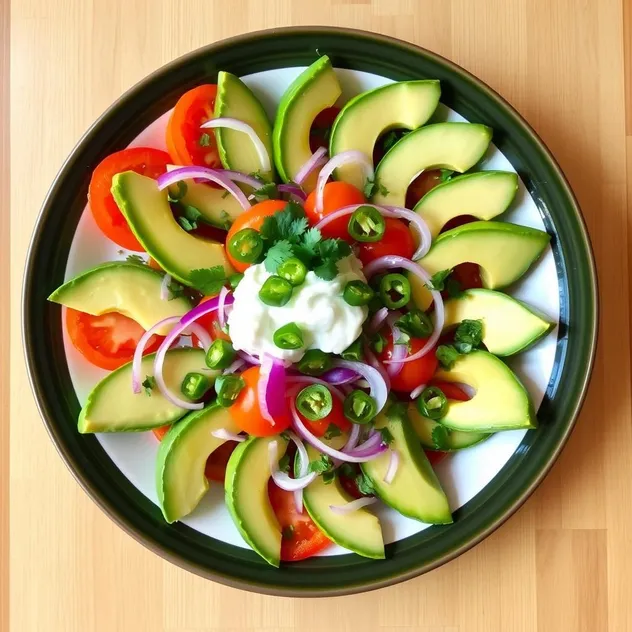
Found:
[7,0,631,630]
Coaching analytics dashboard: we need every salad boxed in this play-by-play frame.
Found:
[49,56,553,567]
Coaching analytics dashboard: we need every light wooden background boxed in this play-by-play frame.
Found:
[6,0,632,631]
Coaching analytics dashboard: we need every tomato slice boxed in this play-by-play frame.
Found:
[224,200,288,272]
[268,480,331,561]
[304,182,366,241]
[356,218,415,266]
[166,84,221,167]
[405,169,443,209]
[229,366,292,436]
[88,147,171,250]
[152,427,238,483]
[309,106,340,153]
[377,330,438,393]
[65,308,162,370]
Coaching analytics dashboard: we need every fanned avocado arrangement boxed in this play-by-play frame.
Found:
[48,55,554,567]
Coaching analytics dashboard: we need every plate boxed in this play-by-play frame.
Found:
[23,27,597,596]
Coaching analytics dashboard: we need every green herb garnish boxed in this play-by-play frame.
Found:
[189,266,227,295]
[142,375,155,396]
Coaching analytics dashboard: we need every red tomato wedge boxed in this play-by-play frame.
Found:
[65,308,162,371]
[88,147,171,251]
[356,217,415,266]
[304,182,366,241]
[309,106,340,153]
[166,84,221,167]
[268,480,331,561]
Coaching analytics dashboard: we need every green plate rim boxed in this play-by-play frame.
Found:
[22,26,598,597]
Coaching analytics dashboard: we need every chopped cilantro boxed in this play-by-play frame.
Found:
[394,330,411,351]
[385,401,407,422]
[381,131,400,152]
[280,431,291,441]
[431,425,450,450]
[363,176,389,199]
[189,266,226,295]
[324,424,342,440]
[445,277,463,299]
[218,210,232,230]
[253,181,279,202]
[126,254,146,265]
[439,169,454,183]
[308,454,334,475]
[436,344,460,369]
[198,133,211,147]
[221,190,230,199]
[355,471,375,496]
[264,239,294,273]
[177,216,194,231]
[278,453,291,473]
[282,525,295,540]
[142,375,155,396]
[167,279,185,300]
[454,319,483,354]
[380,427,394,445]
[426,268,453,292]
[167,181,188,202]
[322,469,336,485]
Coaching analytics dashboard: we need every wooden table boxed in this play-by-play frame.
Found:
[5,1,631,630]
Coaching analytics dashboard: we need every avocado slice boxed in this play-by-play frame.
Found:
[411,221,550,310]
[434,350,536,432]
[329,80,441,190]
[78,348,213,433]
[299,445,385,559]
[48,262,191,336]
[372,123,492,207]
[273,56,342,191]
[214,71,275,181]
[413,171,519,238]
[166,165,245,230]
[407,402,489,451]
[361,406,452,524]
[156,403,241,523]
[225,435,289,567]
[111,171,234,286]
[443,289,553,356]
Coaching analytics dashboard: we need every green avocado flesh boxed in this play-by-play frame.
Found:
[225,435,289,567]
[372,123,493,207]
[434,350,536,432]
[214,71,275,181]
[156,403,241,523]
[273,56,341,191]
[111,171,235,286]
[329,80,441,190]
[408,403,489,451]
[166,165,245,230]
[300,445,385,559]
[361,409,452,524]
[443,289,553,356]
[411,221,551,310]
[413,171,519,238]
[78,348,213,433]
[48,262,191,336]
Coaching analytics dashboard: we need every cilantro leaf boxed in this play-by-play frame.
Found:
[253,182,279,202]
[167,279,185,301]
[454,319,483,354]
[363,176,389,199]
[126,254,146,265]
[142,375,155,396]
[189,266,227,295]
[431,425,450,450]
[278,453,290,473]
[394,330,411,351]
[218,210,232,230]
[308,454,334,475]
[445,277,463,299]
[339,463,357,479]
[381,131,400,152]
[184,204,202,225]
[324,424,342,440]
[302,226,322,252]
[178,216,195,231]
[380,427,394,445]
[385,401,407,423]
[426,268,453,292]
[322,470,336,484]
[436,344,460,369]
[355,471,375,496]
[264,239,294,273]
[198,133,211,147]
[439,169,454,183]
[313,259,339,281]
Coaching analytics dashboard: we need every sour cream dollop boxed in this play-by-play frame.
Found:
[227,256,368,363]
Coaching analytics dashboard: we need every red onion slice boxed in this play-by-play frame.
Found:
[132,316,180,394]
[315,151,374,214]
[358,347,391,393]
[257,355,288,426]
[331,359,388,413]
[346,431,384,457]
[410,383,427,400]
[237,350,261,366]
[286,376,345,402]
[223,357,246,375]
[383,206,432,260]
[341,423,361,452]
[211,429,246,442]
[367,307,389,334]
[217,286,230,329]
[221,170,265,190]
[294,146,328,185]
[384,450,400,484]
[201,118,271,174]
[160,274,171,301]
[320,367,360,386]
[268,440,317,493]
[330,497,377,515]
[363,255,444,365]
[290,398,387,463]
[157,167,250,210]
[385,312,407,378]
